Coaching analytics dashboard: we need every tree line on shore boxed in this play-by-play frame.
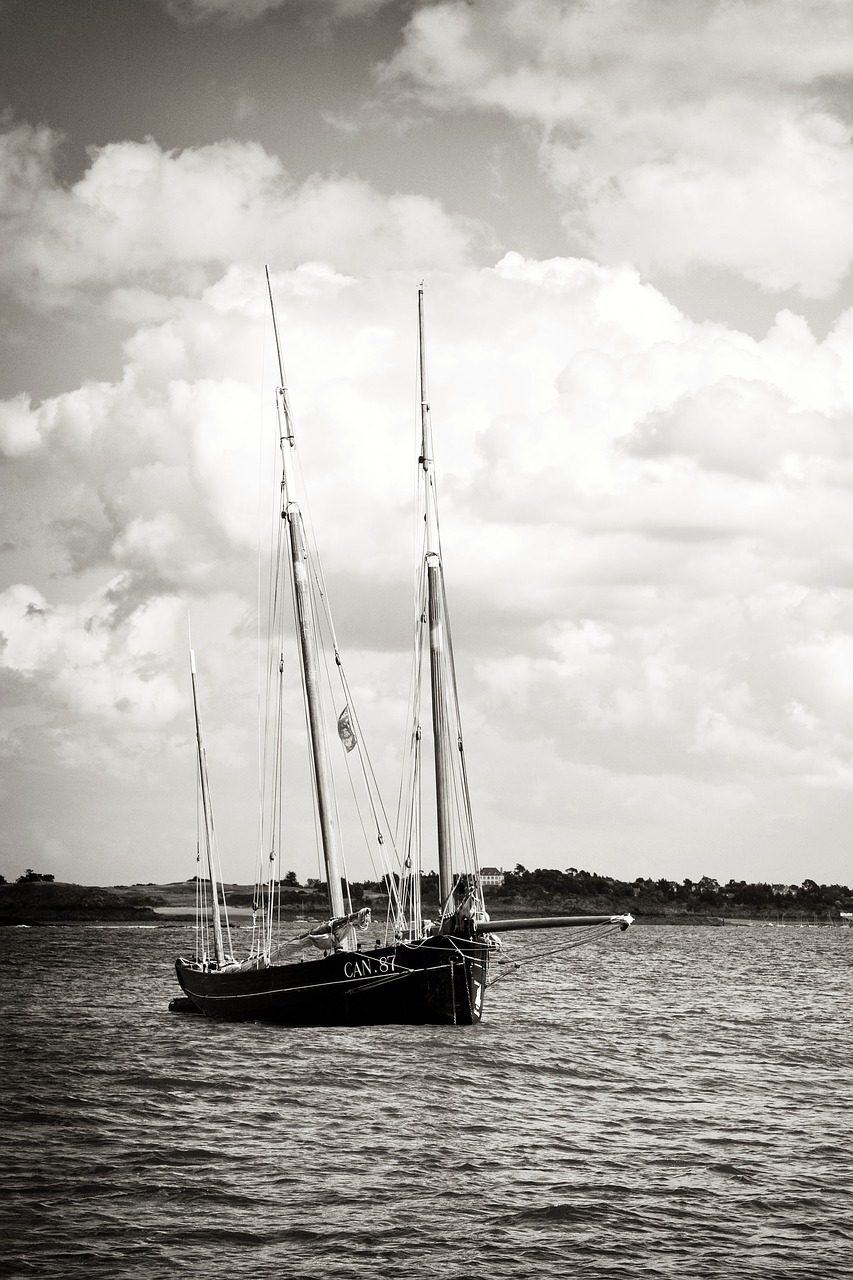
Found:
[493,866,853,915]
[1,870,55,885]
[271,865,853,917]
[5,865,851,919]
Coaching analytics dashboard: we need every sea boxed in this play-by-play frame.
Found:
[1,920,850,1280]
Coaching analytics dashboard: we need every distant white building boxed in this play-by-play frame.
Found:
[480,867,504,888]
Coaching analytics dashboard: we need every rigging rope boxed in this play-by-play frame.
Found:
[485,920,628,987]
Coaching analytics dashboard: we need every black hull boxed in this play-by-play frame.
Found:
[175,935,490,1026]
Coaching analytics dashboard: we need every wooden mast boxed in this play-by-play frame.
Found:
[266,268,348,932]
[418,284,454,915]
[189,645,226,966]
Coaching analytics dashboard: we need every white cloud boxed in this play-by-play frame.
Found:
[0,394,41,457]
[556,100,853,297]
[0,123,481,309]
[382,0,853,295]
[4,252,853,883]
[626,377,853,480]
[0,582,184,726]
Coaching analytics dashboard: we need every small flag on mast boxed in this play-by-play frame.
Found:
[337,706,356,752]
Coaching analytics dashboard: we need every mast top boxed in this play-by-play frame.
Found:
[265,266,299,510]
[265,265,295,450]
[417,283,441,558]
[265,265,286,389]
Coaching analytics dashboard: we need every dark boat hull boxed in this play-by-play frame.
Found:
[175,934,490,1026]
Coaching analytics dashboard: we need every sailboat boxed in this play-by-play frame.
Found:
[173,275,632,1026]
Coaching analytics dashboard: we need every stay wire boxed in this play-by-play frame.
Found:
[486,921,629,987]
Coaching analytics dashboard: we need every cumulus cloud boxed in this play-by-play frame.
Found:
[0,367,265,603]
[0,122,482,309]
[367,255,853,852]
[626,377,853,480]
[0,581,184,728]
[5,252,853,882]
[382,0,853,295]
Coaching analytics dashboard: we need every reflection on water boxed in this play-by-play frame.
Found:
[1,922,850,1278]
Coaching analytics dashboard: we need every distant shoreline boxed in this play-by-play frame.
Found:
[1,880,848,927]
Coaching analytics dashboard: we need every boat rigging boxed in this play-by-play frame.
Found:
[173,275,632,1025]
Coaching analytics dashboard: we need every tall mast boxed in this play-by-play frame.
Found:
[418,284,454,913]
[266,268,348,929]
[190,644,226,966]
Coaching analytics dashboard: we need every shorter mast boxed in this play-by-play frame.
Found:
[189,643,226,966]
[265,267,348,931]
[418,284,454,915]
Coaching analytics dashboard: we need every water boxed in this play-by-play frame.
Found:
[1,922,849,1279]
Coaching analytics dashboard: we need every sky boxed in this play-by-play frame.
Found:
[3,0,853,890]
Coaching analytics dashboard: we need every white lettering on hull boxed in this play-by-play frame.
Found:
[343,954,397,979]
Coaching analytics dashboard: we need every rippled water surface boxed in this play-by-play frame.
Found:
[1,922,850,1278]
